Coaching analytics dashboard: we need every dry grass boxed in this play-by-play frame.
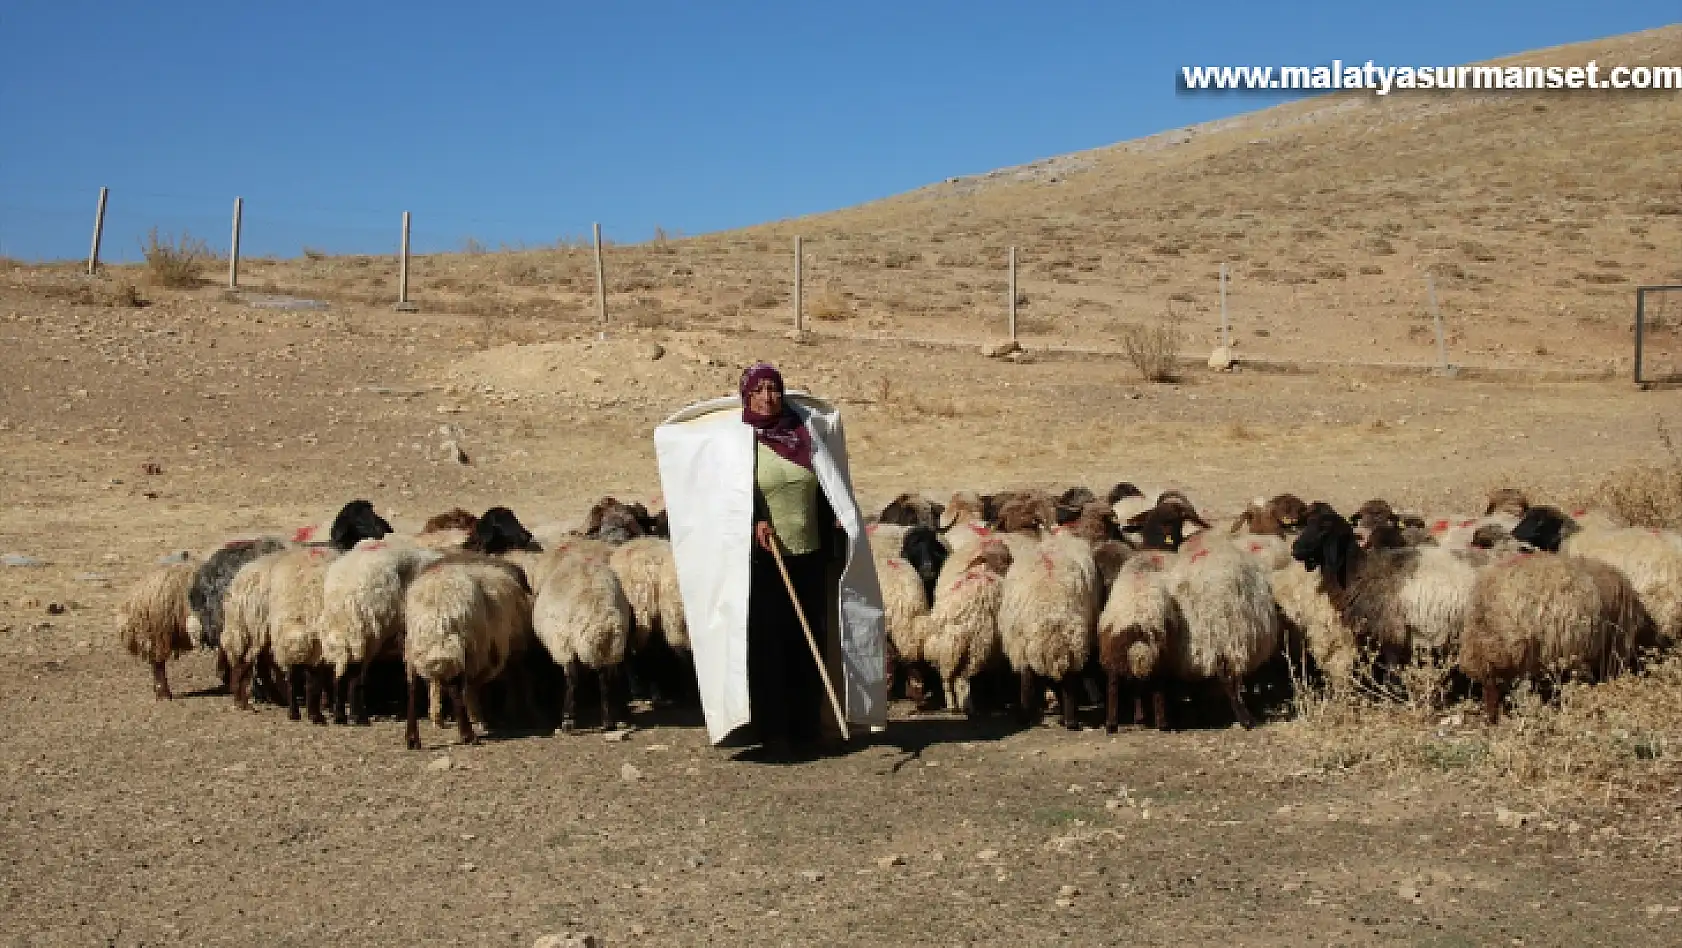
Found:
[141,228,214,288]
[1121,311,1185,383]
[1280,637,1681,812]
[806,284,852,321]
[1581,417,1682,528]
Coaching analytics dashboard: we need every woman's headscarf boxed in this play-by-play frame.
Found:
[739,362,814,470]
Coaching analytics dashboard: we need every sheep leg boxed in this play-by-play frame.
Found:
[331,665,350,726]
[404,670,423,750]
[1059,674,1082,730]
[429,678,450,727]
[599,665,623,731]
[905,661,927,709]
[229,657,252,710]
[1016,670,1040,726]
[305,666,329,726]
[257,650,286,706]
[1152,689,1169,731]
[214,650,231,694]
[287,666,305,721]
[1223,675,1254,729]
[1482,679,1504,726]
[1105,669,1122,735]
[560,659,582,734]
[150,660,172,700]
[450,677,478,745]
[351,661,372,726]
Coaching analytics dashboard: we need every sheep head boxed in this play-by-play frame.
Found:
[1105,481,1144,505]
[330,500,393,551]
[467,506,538,555]
[1510,505,1577,552]
[1291,508,1359,590]
[1484,488,1531,518]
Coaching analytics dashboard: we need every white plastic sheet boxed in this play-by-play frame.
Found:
[653,391,887,744]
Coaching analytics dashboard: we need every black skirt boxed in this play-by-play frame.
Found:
[746,547,829,747]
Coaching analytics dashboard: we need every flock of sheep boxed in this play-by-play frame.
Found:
[116,480,1681,750]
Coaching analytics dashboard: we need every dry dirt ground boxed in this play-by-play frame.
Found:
[3,279,1681,947]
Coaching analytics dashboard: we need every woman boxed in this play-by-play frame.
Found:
[651,362,887,755]
[740,362,845,758]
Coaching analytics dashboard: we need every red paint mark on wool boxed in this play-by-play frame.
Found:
[293,526,317,543]
[1041,553,1055,572]
[1190,548,1210,562]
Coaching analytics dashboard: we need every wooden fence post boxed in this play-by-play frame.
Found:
[1008,246,1018,341]
[228,197,243,289]
[395,211,418,311]
[1219,263,1230,349]
[86,186,108,275]
[793,235,804,335]
[593,222,607,326]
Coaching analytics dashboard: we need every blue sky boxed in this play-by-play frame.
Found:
[1,1,1674,261]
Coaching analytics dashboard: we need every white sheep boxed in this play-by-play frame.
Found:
[402,556,533,748]
[265,546,343,725]
[1096,550,1176,731]
[318,539,445,726]
[527,539,633,732]
[920,538,1015,715]
[998,531,1100,729]
[1158,535,1281,727]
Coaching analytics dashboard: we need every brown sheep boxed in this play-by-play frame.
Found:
[117,562,198,699]
[1484,488,1530,518]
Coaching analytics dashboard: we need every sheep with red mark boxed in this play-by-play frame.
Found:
[998,531,1101,729]
[1512,505,1682,646]
[402,555,533,748]
[922,539,1016,715]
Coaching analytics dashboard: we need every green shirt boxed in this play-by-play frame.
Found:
[756,441,821,555]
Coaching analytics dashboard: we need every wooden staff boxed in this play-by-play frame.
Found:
[765,538,850,742]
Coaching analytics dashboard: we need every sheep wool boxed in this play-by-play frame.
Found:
[403,561,532,688]
[319,542,445,679]
[1462,554,1626,687]
[1097,551,1176,680]
[922,542,1011,709]
[266,547,341,673]
[1160,539,1280,683]
[1269,562,1356,685]
[999,532,1099,681]
[530,543,632,669]
[878,553,932,663]
[1563,527,1682,644]
[117,563,197,697]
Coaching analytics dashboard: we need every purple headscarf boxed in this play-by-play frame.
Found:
[739,362,814,471]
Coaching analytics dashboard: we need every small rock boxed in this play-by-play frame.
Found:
[877,854,906,868]
[428,756,453,773]
[645,343,666,361]
[621,763,643,782]
[629,923,648,936]
[460,863,477,872]
[1055,898,1074,909]
[2,554,44,568]
[603,729,632,743]
[800,870,825,883]
[45,603,65,616]
[1005,349,1033,364]
[156,551,192,565]
[460,833,476,841]
[1398,885,1422,902]
[685,855,706,869]
[644,743,670,752]
[981,339,1022,358]
[1208,346,1234,370]
[976,849,1000,861]
[1058,885,1080,899]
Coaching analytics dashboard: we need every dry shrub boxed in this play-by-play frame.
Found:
[1280,648,1682,805]
[1121,312,1184,383]
[807,285,852,321]
[1581,418,1682,529]
[141,227,212,287]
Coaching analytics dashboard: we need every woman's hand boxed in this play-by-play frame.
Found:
[754,520,776,553]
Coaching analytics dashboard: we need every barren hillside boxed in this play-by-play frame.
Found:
[131,24,1682,375]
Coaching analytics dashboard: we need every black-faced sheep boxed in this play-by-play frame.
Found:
[1290,507,1477,669]
[1511,505,1682,645]
[118,562,198,699]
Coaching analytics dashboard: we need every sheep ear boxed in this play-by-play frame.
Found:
[1347,512,1361,526]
